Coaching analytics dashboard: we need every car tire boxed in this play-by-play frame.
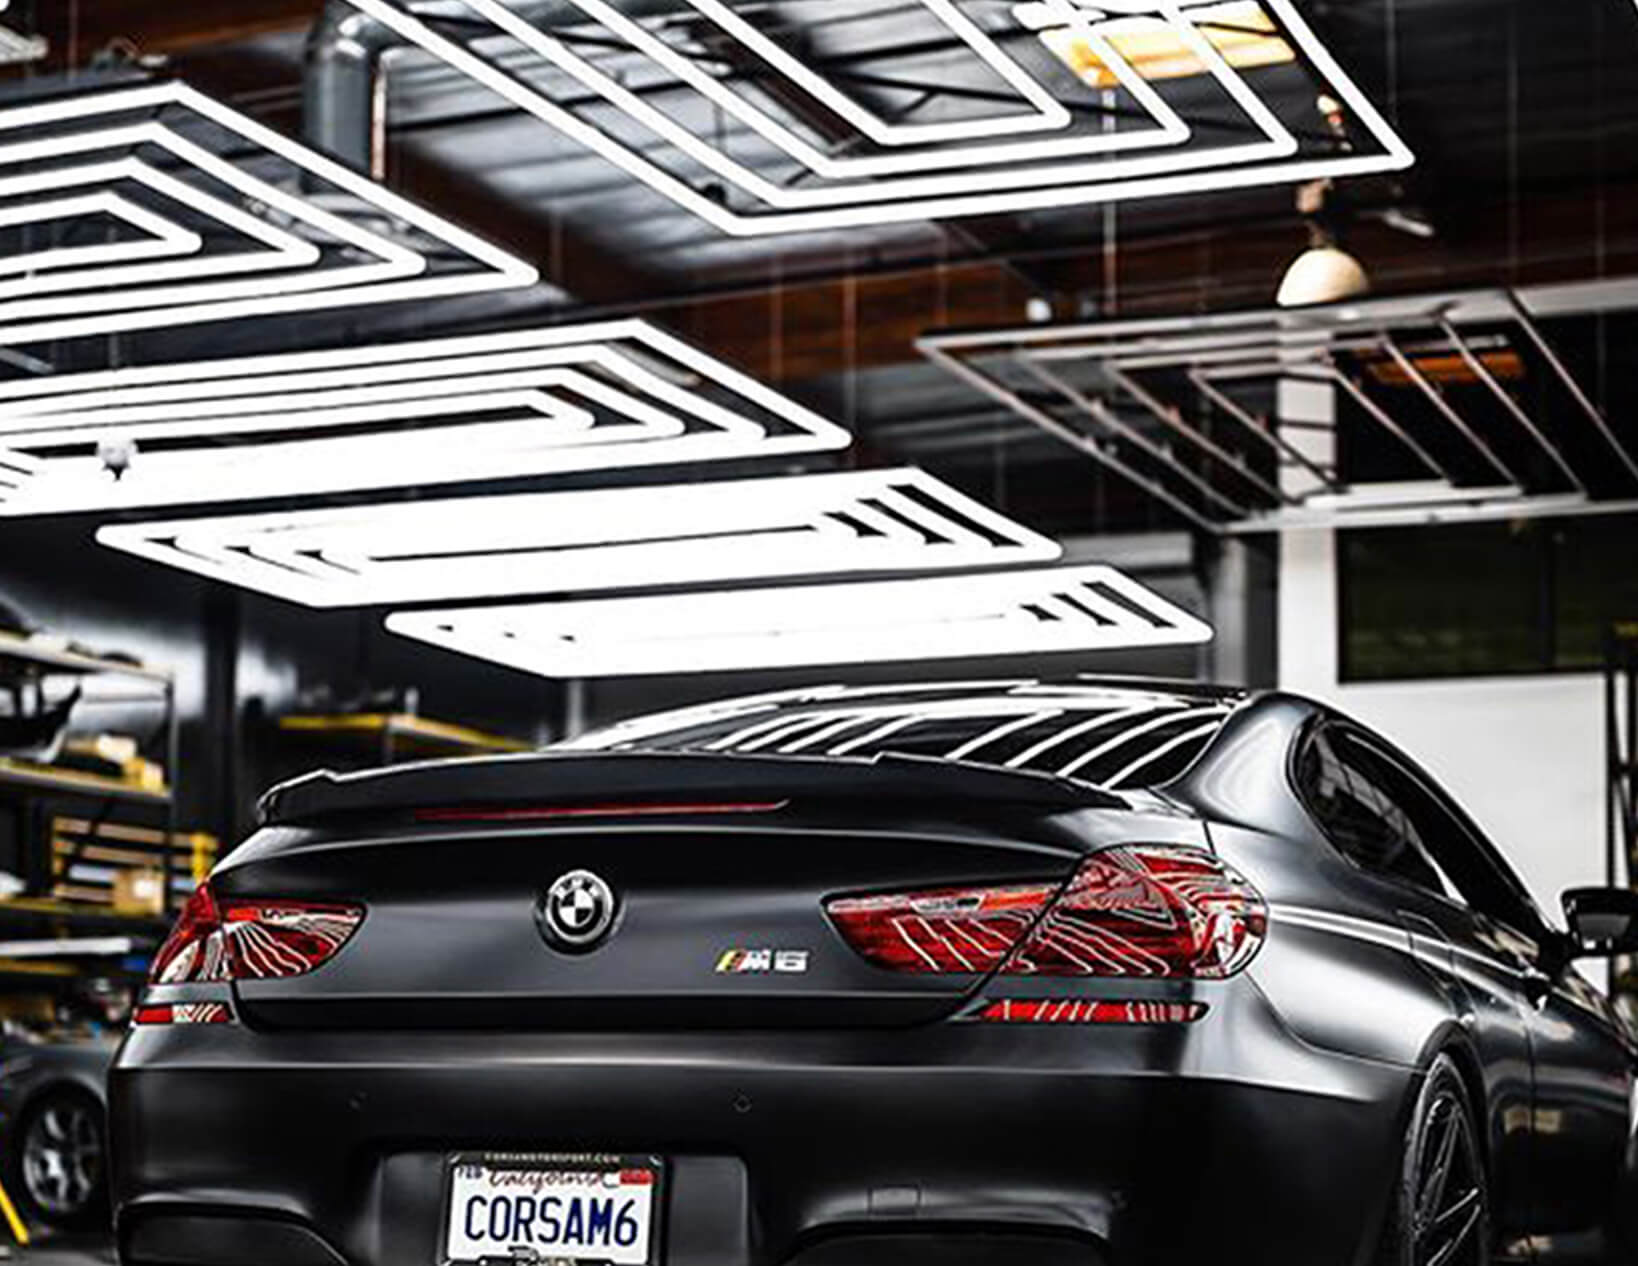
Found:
[6,1086,109,1232]
[1375,1053,1491,1266]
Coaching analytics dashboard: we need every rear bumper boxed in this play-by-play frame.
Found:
[111,985,1415,1266]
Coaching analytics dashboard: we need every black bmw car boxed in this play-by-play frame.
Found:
[109,679,1638,1266]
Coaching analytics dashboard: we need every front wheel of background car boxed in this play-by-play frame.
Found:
[1375,1053,1491,1266]
[8,1087,108,1232]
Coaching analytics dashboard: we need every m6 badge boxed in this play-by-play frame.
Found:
[715,948,810,975]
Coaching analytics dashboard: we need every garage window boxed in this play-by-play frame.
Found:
[1339,515,1638,681]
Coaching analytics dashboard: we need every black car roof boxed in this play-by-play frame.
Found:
[561,677,1249,793]
[258,679,1252,826]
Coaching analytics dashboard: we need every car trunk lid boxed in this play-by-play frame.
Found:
[224,753,1112,1030]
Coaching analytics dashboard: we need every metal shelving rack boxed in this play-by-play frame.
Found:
[275,710,530,765]
[1607,625,1638,888]
[1606,624,1638,1011]
[0,631,181,974]
[0,630,178,829]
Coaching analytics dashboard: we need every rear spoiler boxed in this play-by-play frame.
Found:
[257,750,1121,826]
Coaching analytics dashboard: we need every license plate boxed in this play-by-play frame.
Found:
[442,1153,662,1266]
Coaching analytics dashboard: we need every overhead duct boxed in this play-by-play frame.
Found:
[304,4,398,173]
[303,0,688,171]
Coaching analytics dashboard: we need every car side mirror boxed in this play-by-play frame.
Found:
[1562,888,1638,958]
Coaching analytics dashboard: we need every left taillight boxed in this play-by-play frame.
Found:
[826,844,1266,979]
[149,883,365,985]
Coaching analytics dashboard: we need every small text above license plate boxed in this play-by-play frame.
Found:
[444,1153,661,1266]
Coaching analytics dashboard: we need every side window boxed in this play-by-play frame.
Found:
[1297,729,1452,899]
[1344,735,1545,935]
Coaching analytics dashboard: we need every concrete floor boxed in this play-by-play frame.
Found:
[0,1232,113,1265]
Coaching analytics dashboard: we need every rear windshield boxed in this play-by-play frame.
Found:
[563,684,1237,791]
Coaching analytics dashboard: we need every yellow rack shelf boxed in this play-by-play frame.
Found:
[278,712,530,755]
[0,958,76,979]
[0,897,172,931]
[0,757,171,805]
[0,629,169,684]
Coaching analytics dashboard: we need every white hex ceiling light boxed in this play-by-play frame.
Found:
[384,566,1214,678]
[94,469,1060,608]
[0,81,534,343]
[0,193,204,279]
[345,0,1412,234]
[446,0,1191,185]
[0,320,851,515]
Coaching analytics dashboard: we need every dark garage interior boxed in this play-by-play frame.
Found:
[0,1,1636,1262]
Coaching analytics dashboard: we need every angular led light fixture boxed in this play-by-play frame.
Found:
[95,469,1059,607]
[919,280,1638,533]
[0,81,534,343]
[0,319,850,514]
[384,566,1214,678]
[344,0,1412,234]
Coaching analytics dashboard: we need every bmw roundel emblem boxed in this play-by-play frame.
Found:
[537,869,618,952]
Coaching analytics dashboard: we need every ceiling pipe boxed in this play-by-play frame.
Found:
[304,1,397,175]
[303,0,696,175]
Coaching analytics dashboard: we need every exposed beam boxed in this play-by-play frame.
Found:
[629,174,1638,383]
[664,258,1037,385]
[17,0,320,70]
[389,140,661,306]
[938,214,1065,307]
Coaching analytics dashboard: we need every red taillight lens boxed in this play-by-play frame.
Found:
[133,1003,233,1026]
[825,882,1059,973]
[150,884,226,984]
[219,900,366,980]
[1010,845,1266,978]
[827,845,1266,979]
[979,1000,1207,1024]
[150,884,365,985]
[413,801,786,824]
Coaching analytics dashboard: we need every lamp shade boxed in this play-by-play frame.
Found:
[1276,245,1371,308]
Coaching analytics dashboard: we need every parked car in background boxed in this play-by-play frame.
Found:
[112,680,1638,1265]
[0,1027,113,1230]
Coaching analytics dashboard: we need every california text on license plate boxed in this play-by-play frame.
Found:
[443,1153,661,1266]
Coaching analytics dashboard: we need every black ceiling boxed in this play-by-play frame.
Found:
[5,0,1638,539]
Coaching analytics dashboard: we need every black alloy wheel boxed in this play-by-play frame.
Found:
[1377,1053,1489,1266]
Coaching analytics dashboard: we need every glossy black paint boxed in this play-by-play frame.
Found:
[1565,889,1638,956]
[109,685,1638,1266]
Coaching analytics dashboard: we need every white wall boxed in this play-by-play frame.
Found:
[1279,527,1609,929]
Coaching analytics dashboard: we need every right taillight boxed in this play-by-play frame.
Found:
[825,881,1060,974]
[979,1000,1208,1024]
[826,845,1266,979]
[150,883,365,985]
